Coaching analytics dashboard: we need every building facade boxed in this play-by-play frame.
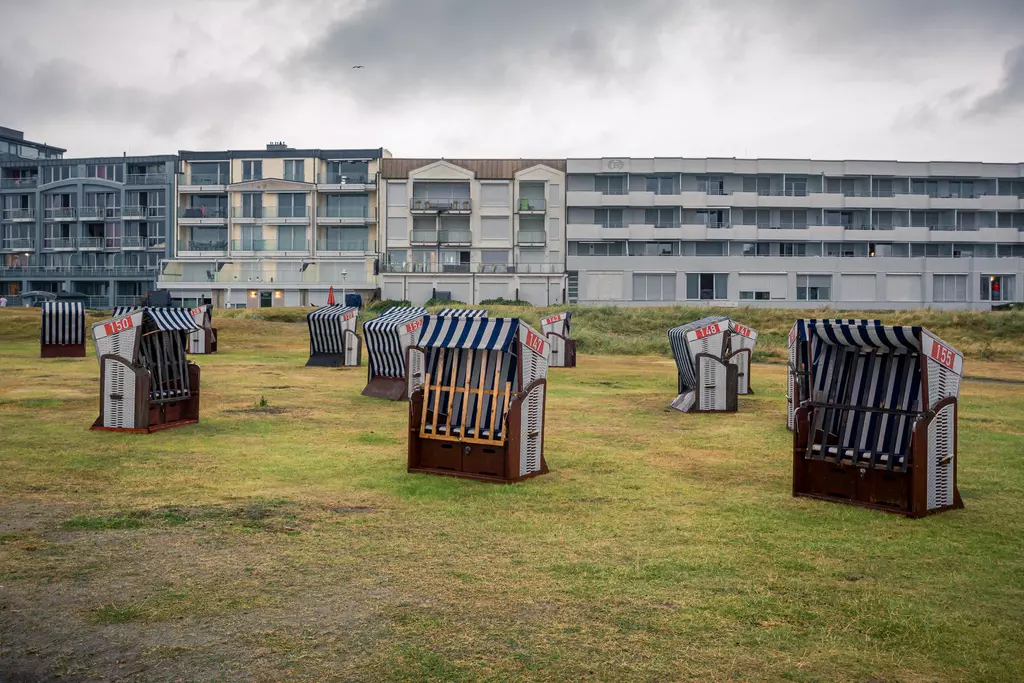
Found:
[566,158,1024,309]
[0,149,176,307]
[378,159,566,306]
[160,144,386,308]
[0,126,65,162]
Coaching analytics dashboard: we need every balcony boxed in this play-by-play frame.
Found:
[78,207,122,220]
[177,206,228,223]
[317,172,374,190]
[515,230,546,246]
[317,237,369,252]
[43,237,76,250]
[1,177,38,190]
[410,229,439,244]
[0,238,34,252]
[178,239,229,255]
[231,239,311,253]
[381,262,563,275]
[231,206,309,222]
[177,173,229,190]
[440,230,472,246]
[44,208,77,221]
[515,198,547,214]
[83,295,111,308]
[120,235,165,250]
[410,198,472,214]
[122,205,166,219]
[316,207,371,225]
[125,173,168,185]
[0,265,157,277]
[77,237,105,250]
[2,208,35,221]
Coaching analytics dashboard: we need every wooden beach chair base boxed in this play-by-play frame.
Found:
[41,343,86,358]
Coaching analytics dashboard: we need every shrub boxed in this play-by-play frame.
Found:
[425,298,467,307]
[479,298,531,307]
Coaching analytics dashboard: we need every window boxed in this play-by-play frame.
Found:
[797,275,831,301]
[697,176,725,195]
[277,193,306,218]
[242,160,263,181]
[872,178,894,197]
[739,291,771,300]
[388,181,408,206]
[239,225,262,250]
[190,162,229,184]
[779,210,807,229]
[480,250,510,272]
[742,209,770,228]
[948,180,974,198]
[594,175,627,195]
[739,242,771,257]
[825,177,855,196]
[87,164,123,182]
[277,226,306,251]
[481,216,509,239]
[998,244,1024,257]
[241,192,263,218]
[912,179,938,197]
[629,241,677,256]
[698,209,728,228]
[784,176,807,197]
[825,243,856,257]
[780,242,806,257]
[981,275,1014,302]
[387,249,407,265]
[742,176,770,195]
[686,273,728,300]
[283,160,304,182]
[694,241,726,257]
[595,208,624,228]
[569,241,625,256]
[43,166,78,183]
[633,273,676,301]
[481,182,510,206]
[645,176,675,195]
[645,208,676,227]
[998,180,1024,197]
[934,274,968,302]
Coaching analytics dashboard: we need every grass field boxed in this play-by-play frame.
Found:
[1,307,1022,681]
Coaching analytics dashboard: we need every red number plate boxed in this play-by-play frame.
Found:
[524,329,546,355]
[930,340,956,370]
[190,306,203,317]
[733,323,752,338]
[103,315,134,336]
[789,325,798,346]
[695,323,721,339]
[543,314,564,325]
[404,319,423,334]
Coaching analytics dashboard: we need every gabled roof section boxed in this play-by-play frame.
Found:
[382,158,567,179]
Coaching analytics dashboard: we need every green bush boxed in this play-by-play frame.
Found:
[425,298,467,307]
[478,298,531,307]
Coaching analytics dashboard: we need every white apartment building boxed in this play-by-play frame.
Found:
[566,158,1024,309]
[160,144,387,308]
[377,159,566,306]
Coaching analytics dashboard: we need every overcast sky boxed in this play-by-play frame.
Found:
[2,0,1023,162]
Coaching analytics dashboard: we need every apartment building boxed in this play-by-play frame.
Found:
[566,158,1024,309]
[378,159,566,306]
[0,143,176,307]
[0,126,65,162]
[160,144,386,308]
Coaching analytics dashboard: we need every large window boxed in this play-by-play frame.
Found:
[780,242,806,257]
[784,176,807,197]
[277,226,306,250]
[933,274,967,302]
[742,175,770,195]
[241,192,263,218]
[694,241,726,257]
[283,160,304,182]
[739,242,771,257]
[595,208,624,228]
[242,160,263,181]
[779,210,807,229]
[980,275,1014,302]
[911,179,938,197]
[87,164,123,182]
[568,241,625,256]
[825,177,856,196]
[797,275,831,301]
[43,166,78,184]
[628,241,677,256]
[686,273,728,300]
[645,176,676,194]
[277,193,306,218]
[633,273,676,301]
[697,176,725,195]
[645,208,676,227]
[742,209,770,228]
[595,175,627,195]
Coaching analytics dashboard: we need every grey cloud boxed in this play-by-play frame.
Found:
[291,0,686,98]
[967,43,1024,116]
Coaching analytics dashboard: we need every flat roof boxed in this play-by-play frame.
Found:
[180,148,385,161]
[0,154,177,168]
[0,126,66,154]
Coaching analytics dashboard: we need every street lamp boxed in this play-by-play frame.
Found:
[341,269,348,304]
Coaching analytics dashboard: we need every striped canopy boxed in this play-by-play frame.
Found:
[418,316,520,352]
[307,304,358,355]
[146,307,202,332]
[112,306,137,317]
[41,301,85,345]
[806,320,921,351]
[363,306,428,379]
[668,316,730,392]
[541,312,571,338]
[435,308,487,318]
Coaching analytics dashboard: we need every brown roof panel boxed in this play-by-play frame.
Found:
[381,158,566,179]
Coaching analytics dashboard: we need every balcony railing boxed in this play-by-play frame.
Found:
[84,295,111,309]
[598,188,628,196]
[929,224,978,232]
[231,206,309,219]
[78,207,122,220]
[231,239,311,252]
[43,237,75,249]
[410,198,472,212]
[44,208,77,220]
[644,221,681,229]
[2,208,35,220]
[1,177,38,189]
[317,207,370,219]
[317,238,369,252]
[440,230,472,245]
[599,222,625,229]
[705,221,731,229]
[0,265,157,277]
[178,240,229,253]
[125,173,168,185]
[410,229,439,243]
[122,205,166,219]
[701,187,731,196]
[318,172,372,185]
[516,198,546,212]
[515,231,546,245]
[1,238,34,251]
[178,173,229,186]
[77,237,105,249]
[382,262,563,275]
[178,206,228,219]
[115,295,145,307]
[121,236,165,250]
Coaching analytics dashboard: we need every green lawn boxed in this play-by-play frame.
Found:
[1,308,1022,681]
